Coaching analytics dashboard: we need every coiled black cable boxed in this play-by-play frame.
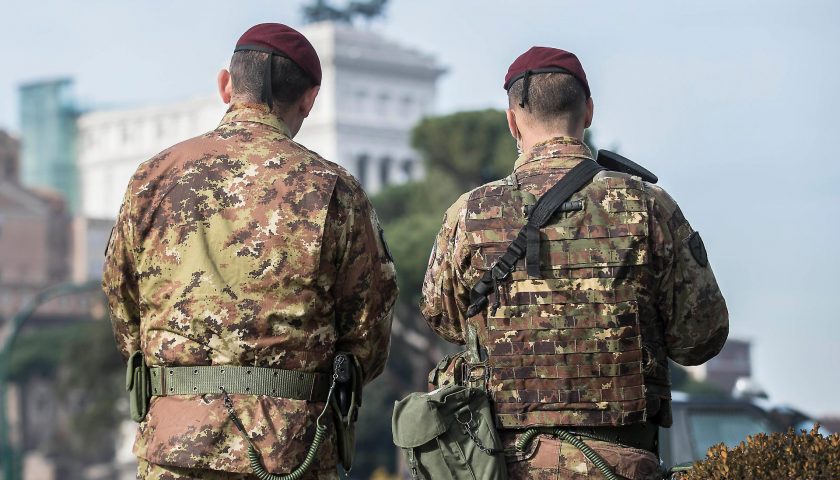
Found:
[247,422,327,480]
[222,376,337,480]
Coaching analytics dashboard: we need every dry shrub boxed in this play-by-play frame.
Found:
[678,424,840,479]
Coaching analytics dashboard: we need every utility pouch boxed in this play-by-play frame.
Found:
[392,384,508,480]
[125,350,151,422]
[331,352,362,472]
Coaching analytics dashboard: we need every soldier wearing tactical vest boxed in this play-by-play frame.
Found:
[103,23,397,479]
[421,47,729,479]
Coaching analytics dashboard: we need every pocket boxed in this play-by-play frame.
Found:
[393,385,508,480]
[584,440,660,480]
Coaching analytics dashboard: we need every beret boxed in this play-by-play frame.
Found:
[504,46,590,98]
[235,23,321,86]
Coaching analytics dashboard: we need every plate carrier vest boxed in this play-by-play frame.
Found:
[464,168,651,429]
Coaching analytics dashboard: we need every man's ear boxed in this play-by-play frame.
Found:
[298,85,320,118]
[218,69,233,104]
[506,108,520,141]
[584,97,594,129]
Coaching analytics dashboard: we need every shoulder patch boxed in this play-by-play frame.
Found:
[688,231,708,267]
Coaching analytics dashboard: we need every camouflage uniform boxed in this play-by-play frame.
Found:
[421,137,728,479]
[103,103,397,478]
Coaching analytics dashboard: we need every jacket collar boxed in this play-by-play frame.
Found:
[218,103,292,137]
[513,136,593,173]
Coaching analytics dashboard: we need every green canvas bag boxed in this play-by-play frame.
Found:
[392,383,508,480]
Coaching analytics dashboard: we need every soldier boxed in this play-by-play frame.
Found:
[103,23,397,479]
[421,47,728,479]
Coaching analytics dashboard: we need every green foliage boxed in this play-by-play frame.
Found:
[678,425,840,480]
[411,109,517,193]
[5,319,124,467]
[53,318,124,461]
[5,324,90,381]
[374,110,517,307]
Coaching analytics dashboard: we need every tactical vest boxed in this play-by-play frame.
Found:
[465,170,650,429]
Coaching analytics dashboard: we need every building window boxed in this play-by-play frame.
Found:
[377,92,390,116]
[356,154,369,189]
[379,157,392,186]
[355,90,368,112]
[400,94,413,116]
[401,159,415,180]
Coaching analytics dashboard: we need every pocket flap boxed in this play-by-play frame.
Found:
[392,384,468,448]
[392,393,448,447]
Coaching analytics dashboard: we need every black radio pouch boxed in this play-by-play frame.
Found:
[331,352,363,472]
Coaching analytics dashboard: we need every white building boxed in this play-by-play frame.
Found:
[76,21,445,221]
[77,97,226,219]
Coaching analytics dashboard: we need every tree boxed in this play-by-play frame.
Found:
[373,110,518,305]
[410,109,517,193]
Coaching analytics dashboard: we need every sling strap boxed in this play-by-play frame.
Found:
[149,365,331,402]
[466,159,605,318]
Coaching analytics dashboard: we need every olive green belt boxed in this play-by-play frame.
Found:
[149,365,331,402]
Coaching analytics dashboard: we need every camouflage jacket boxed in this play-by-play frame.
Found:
[103,103,397,474]
[421,136,728,427]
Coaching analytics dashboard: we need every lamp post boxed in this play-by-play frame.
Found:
[0,279,100,480]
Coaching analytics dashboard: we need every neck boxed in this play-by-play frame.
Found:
[230,98,300,137]
[520,124,584,153]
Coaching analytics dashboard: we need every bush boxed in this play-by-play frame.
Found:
[678,425,840,479]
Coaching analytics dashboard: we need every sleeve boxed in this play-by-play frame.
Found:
[102,189,142,360]
[420,194,471,345]
[648,184,729,366]
[330,176,398,384]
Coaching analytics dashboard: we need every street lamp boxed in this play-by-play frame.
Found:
[0,279,100,480]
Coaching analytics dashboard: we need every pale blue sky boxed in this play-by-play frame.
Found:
[1,1,838,415]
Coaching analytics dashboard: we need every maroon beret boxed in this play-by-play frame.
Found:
[504,46,590,98]
[235,23,321,85]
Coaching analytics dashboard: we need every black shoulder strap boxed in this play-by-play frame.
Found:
[466,159,604,318]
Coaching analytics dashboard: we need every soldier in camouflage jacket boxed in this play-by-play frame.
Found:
[421,47,727,480]
[103,24,397,479]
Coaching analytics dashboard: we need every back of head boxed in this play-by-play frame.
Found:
[504,46,591,131]
[507,73,588,127]
[231,23,322,113]
[230,50,315,110]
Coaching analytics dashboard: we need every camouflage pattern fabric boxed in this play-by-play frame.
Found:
[103,103,397,475]
[421,136,728,429]
[137,458,339,479]
[502,432,660,480]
